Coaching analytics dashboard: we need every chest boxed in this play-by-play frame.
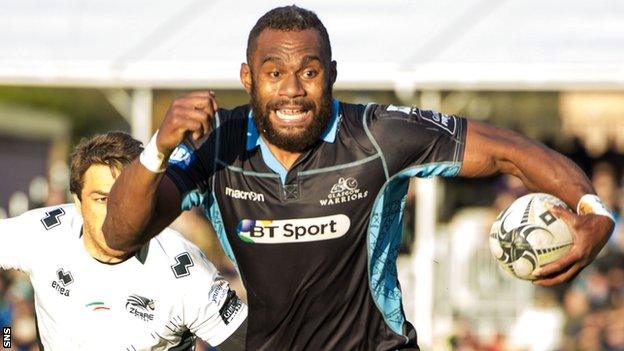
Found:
[30,257,187,350]
[213,147,389,255]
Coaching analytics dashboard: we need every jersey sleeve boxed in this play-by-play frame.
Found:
[181,248,248,346]
[366,104,467,177]
[165,137,215,212]
[0,210,45,272]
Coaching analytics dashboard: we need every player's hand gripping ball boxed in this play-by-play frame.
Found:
[489,193,573,280]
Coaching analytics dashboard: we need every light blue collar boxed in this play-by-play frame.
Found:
[246,99,340,151]
[245,99,341,184]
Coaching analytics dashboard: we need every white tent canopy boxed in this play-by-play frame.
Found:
[1,0,623,91]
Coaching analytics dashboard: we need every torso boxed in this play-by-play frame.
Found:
[167,100,466,350]
[23,205,215,350]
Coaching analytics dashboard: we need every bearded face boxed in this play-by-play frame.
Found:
[250,81,333,153]
[243,28,336,153]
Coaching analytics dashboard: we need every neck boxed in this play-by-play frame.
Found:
[263,137,303,170]
[82,229,128,264]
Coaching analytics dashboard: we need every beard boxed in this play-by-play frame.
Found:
[250,83,333,153]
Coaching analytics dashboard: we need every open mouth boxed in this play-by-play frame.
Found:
[273,108,311,124]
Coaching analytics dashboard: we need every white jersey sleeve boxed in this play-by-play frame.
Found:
[181,247,247,346]
[0,207,55,272]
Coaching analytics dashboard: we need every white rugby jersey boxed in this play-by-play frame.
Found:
[0,204,247,351]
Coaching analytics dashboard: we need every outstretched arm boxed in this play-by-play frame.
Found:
[103,91,217,253]
[0,210,45,272]
[461,120,614,285]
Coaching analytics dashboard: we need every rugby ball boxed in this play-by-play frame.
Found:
[489,193,573,280]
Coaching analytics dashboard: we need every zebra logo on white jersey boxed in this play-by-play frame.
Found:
[126,294,155,322]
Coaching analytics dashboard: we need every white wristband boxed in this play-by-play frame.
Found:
[139,130,167,173]
[577,194,615,222]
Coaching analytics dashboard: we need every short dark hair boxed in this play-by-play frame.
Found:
[246,5,332,64]
[69,131,142,198]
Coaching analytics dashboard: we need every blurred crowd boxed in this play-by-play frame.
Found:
[449,140,624,351]
[558,150,624,351]
[0,271,38,350]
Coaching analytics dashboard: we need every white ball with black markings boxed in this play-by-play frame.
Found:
[489,193,573,280]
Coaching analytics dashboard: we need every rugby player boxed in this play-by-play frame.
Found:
[0,132,247,350]
[103,6,614,350]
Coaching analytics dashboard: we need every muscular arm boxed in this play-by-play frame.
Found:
[103,91,216,253]
[460,120,613,285]
[459,120,593,207]
[103,160,181,252]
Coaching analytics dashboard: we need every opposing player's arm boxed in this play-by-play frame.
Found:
[186,277,247,349]
[179,247,247,349]
[103,91,217,253]
[0,209,49,272]
[0,216,28,271]
[460,120,614,285]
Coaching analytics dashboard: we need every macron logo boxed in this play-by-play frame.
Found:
[225,187,265,202]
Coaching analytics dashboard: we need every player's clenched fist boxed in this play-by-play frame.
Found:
[156,91,218,155]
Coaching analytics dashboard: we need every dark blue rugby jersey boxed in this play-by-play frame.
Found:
[166,100,467,350]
